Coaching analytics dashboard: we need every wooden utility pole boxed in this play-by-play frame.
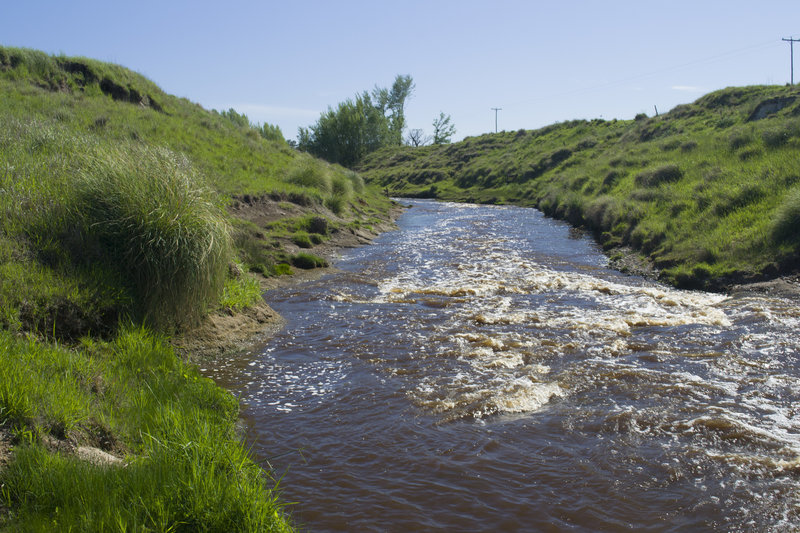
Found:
[491,107,502,133]
[783,37,800,84]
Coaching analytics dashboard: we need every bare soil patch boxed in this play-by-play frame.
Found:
[0,428,10,470]
[0,428,10,522]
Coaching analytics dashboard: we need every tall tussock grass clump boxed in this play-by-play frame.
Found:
[2,120,233,331]
[283,157,369,215]
[73,144,232,328]
[284,158,332,194]
[772,186,800,244]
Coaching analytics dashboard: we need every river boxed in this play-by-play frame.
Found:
[204,200,800,532]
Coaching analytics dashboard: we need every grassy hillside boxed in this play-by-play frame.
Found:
[359,85,800,289]
[0,46,391,531]
[0,47,392,337]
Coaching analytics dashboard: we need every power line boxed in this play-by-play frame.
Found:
[491,107,502,133]
[783,36,800,84]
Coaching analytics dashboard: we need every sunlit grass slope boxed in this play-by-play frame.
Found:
[360,85,800,289]
[0,46,391,337]
[0,46,395,531]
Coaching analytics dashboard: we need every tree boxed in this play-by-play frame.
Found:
[218,107,250,128]
[298,75,414,166]
[258,122,284,143]
[432,112,456,144]
[298,93,389,167]
[372,74,415,144]
[405,128,431,147]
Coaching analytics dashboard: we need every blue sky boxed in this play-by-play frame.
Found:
[3,1,800,141]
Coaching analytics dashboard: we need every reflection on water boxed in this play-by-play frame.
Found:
[205,200,800,532]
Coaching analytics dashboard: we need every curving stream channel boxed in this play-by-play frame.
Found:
[205,200,800,532]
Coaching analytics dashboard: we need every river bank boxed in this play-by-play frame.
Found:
[173,199,405,359]
[181,196,800,365]
[358,85,800,292]
[607,244,800,299]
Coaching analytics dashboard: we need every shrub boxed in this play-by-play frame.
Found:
[762,122,800,149]
[305,216,329,235]
[269,263,293,276]
[345,170,365,193]
[712,184,766,217]
[738,147,762,161]
[660,138,682,151]
[602,170,623,189]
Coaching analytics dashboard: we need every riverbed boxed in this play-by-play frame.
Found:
[205,200,800,532]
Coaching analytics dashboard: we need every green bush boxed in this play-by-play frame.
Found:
[304,215,329,235]
[269,263,293,276]
[347,171,366,193]
[331,174,352,197]
[762,122,800,149]
[584,195,620,231]
[729,128,753,150]
[72,144,232,328]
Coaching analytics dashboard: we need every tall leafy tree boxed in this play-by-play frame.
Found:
[298,75,413,166]
[432,112,456,144]
[372,74,415,144]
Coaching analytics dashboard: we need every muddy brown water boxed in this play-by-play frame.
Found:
[204,200,800,532]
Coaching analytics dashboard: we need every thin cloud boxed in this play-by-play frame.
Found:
[672,85,704,93]
[233,104,319,119]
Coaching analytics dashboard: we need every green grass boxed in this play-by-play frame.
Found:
[74,143,233,328]
[291,231,314,249]
[220,271,264,312]
[0,45,400,531]
[359,84,800,289]
[0,328,292,532]
[0,46,392,209]
[291,252,328,269]
[1,118,232,332]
